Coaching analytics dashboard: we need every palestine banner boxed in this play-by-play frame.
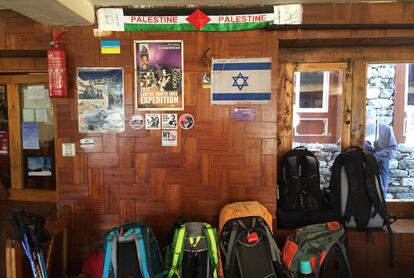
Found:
[211,58,272,104]
[97,5,302,32]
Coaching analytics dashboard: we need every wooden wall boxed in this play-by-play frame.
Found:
[2,2,414,275]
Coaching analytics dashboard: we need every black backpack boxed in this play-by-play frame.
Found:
[330,146,396,266]
[219,201,284,278]
[277,146,336,229]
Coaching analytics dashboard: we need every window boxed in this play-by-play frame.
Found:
[0,75,56,202]
[295,71,329,113]
[292,66,345,189]
[406,63,414,108]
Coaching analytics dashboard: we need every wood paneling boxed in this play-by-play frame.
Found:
[1,3,414,276]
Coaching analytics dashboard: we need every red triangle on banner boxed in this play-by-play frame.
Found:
[186,9,211,30]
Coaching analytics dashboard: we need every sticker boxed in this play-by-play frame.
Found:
[179,114,194,130]
[62,143,76,157]
[145,113,161,129]
[234,107,256,121]
[162,130,177,146]
[162,113,177,129]
[129,114,145,130]
[22,122,40,150]
[100,40,121,54]
[80,138,94,149]
[202,73,211,89]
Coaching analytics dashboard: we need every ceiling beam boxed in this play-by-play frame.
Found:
[0,0,94,25]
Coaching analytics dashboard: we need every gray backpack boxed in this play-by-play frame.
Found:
[281,221,351,278]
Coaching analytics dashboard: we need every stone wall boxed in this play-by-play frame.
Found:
[388,144,414,199]
[367,64,395,126]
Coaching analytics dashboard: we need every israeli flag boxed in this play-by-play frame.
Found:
[211,58,272,104]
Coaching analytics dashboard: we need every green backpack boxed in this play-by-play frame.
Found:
[164,222,219,278]
[282,221,352,278]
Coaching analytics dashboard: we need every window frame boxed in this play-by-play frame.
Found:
[295,71,330,113]
[405,63,414,110]
[0,74,57,203]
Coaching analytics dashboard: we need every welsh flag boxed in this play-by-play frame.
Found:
[97,5,302,32]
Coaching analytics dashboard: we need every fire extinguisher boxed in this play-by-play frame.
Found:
[47,31,67,97]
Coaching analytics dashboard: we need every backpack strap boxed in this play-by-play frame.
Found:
[257,218,281,264]
[103,231,116,278]
[320,242,352,278]
[135,227,151,278]
[167,225,186,278]
[221,221,239,271]
[362,152,396,267]
[342,150,372,228]
[204,223,219,278]
[284,156,303,209]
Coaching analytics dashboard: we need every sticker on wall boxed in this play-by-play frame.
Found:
[179,113,194,130]
[100,40,121,54]
[129,113,145,129]
[80,138,95,149]
[233,107,256,121]
[62,143,76,157]
[162,130,177,146]
[145,113,161,129]
[162,113,177,129]
[202,73,211,89]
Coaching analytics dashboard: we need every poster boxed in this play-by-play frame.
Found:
[27,156,52,176]
[0,131,7,154]
[145,114,161,129]
[134,40,184,111]
[77,68,125,133]
[162,130,177,146]
[22,122,39,150]
[162,113,177,129]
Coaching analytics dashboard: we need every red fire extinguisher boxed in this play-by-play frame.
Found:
[48,31,67,98]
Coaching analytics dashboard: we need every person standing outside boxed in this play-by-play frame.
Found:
[365,107,397,196]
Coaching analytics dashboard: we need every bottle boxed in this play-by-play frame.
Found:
[299,259,314,277]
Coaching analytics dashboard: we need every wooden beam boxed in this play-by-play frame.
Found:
[7,84,23,190]
[351,60,368,148]
[342,61,353,150]
[8,189,57,203]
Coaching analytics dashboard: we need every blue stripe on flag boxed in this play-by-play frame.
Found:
[212,63,271,71]
[212,93,271,101]
[100,40,120,47]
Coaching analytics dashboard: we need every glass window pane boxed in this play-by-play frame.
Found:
[366,63,414,201]
[20,84,55,190]
[298,72,325,109]
[0,84,10,188]
[407,64,414,106]
[293,70,343,189]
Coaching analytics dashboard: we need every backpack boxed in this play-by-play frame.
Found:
[282,221,352,278]
[219,201,284,278]
[164,222,219,278]
[277,146,336,229]
[330,146,396,265]
[102,223,164,278]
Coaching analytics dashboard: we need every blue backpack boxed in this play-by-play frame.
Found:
[103,223,164,278]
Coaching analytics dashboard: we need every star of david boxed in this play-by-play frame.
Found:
[232,72,249,91]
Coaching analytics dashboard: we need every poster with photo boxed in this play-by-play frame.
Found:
[134,40,184,111]
[77,68,125,133]
[162,113,177,129]
[27,156,52,176]
[145,113,161,129]
[162,130,177,146]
